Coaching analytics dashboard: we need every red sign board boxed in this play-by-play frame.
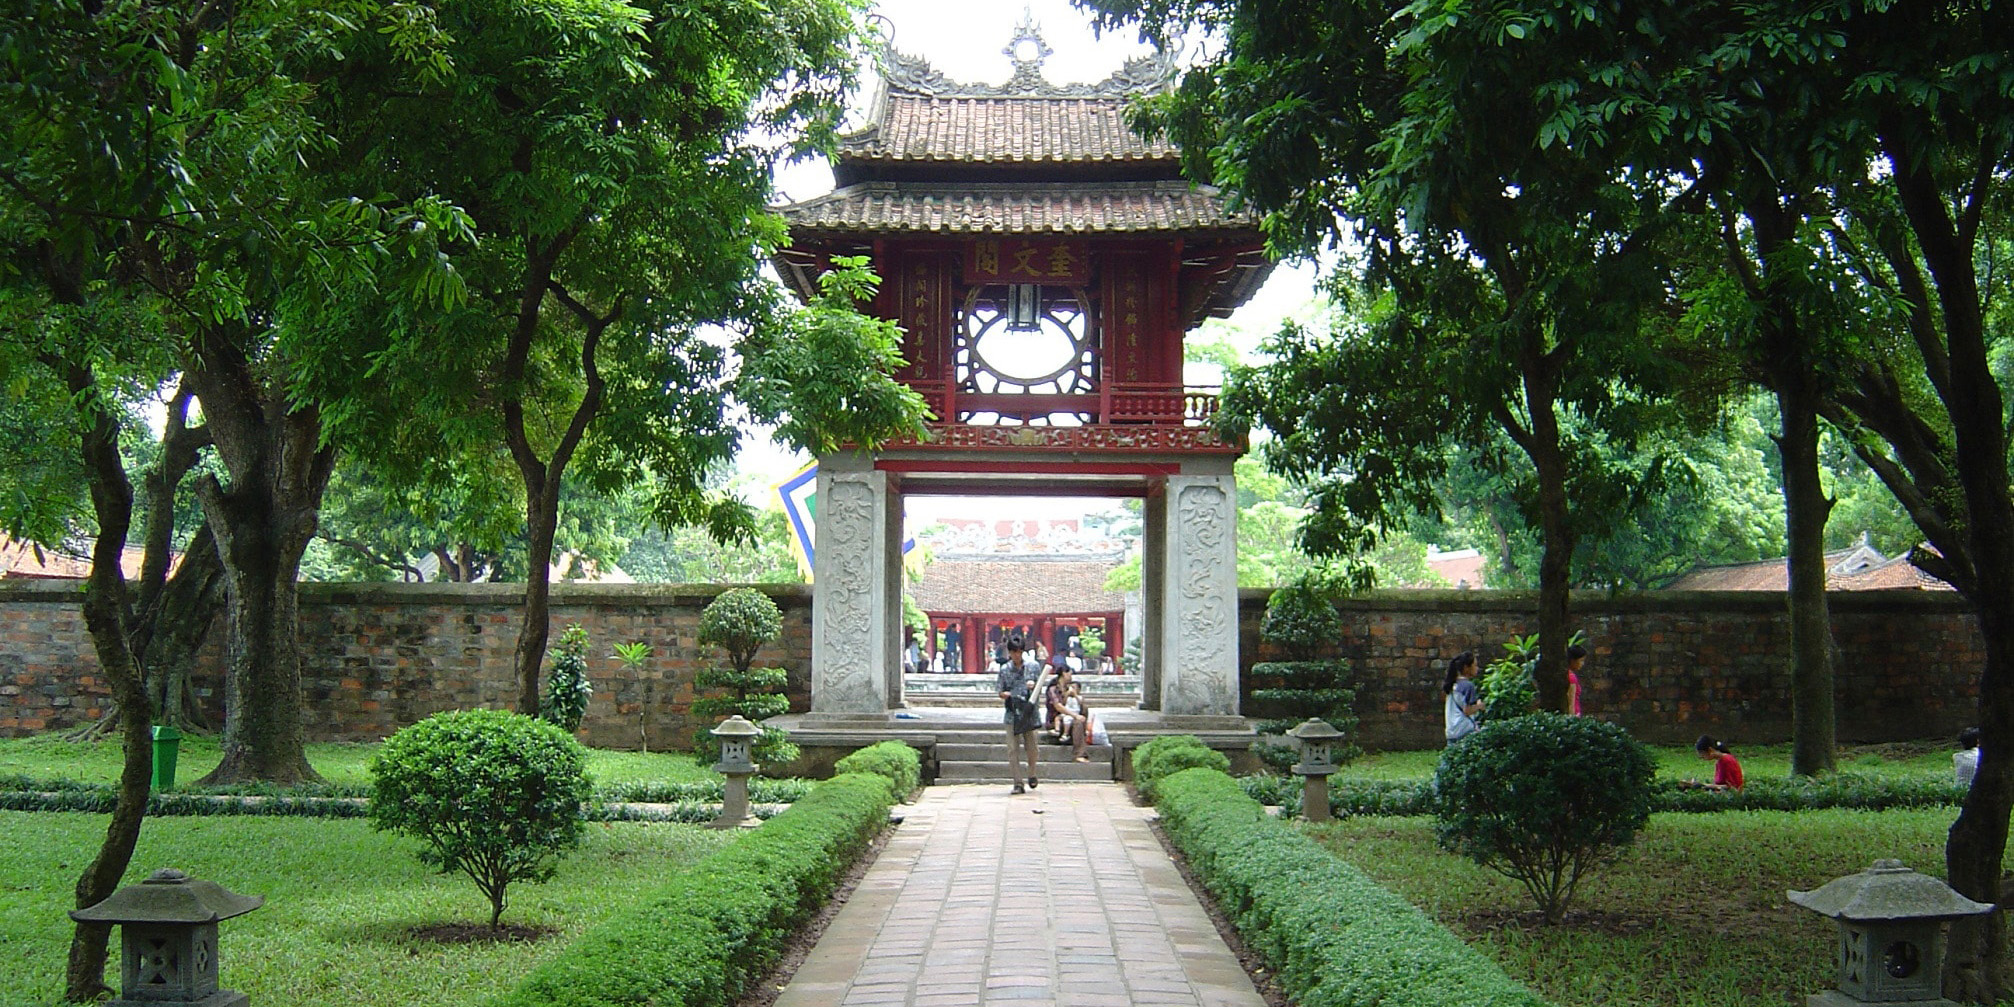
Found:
[964,239,1090,285]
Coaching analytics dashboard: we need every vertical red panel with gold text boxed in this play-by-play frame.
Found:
[1101,250,1152,385]
[892,245,951,385]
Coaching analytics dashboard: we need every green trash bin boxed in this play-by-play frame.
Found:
[150,724,181,792]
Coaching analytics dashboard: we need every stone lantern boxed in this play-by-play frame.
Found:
[710,715,762,829]
[1288,719,1345,824]
[1789,859,1994,1006]
[69,868,263,1007]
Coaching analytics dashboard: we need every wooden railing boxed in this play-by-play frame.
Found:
[906,380,1220,427]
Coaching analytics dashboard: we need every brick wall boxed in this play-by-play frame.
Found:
[1238,588,1984,749]
[1,581,1982,751]
[0,582,812,751]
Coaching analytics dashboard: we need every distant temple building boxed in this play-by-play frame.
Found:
[1665,535,1952,591]
[773,18,1271,719]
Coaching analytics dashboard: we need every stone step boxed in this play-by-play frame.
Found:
[936,759,1114,782]
[935,742,1112,763]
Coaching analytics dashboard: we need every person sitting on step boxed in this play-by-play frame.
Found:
[1046,661,1090,762]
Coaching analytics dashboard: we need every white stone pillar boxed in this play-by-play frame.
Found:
[1138,487,1167,711]
[811,466,898,713]
[1156,474,1240,716]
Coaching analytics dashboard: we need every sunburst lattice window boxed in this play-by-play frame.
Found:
[954,284,1099,425]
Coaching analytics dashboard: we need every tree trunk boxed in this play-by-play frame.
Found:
[1530,435,1574,713]
[141,526,226,731]
[58,363,152,1003]
[1946,601,2014,1001]
[1776,380,1837,776]
[1749,197,1839,778]
[184,335,333,786]
[513,489,559,715]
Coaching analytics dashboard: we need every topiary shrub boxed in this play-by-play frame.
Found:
[540,624,593,733]
[370,709,594,928]
[1250,576,1360,772]
[1259,577,1343,661]
[1429,712,1655,924]
[694,588,798,767]
[1131,734,1231,802]
[834,740,921,800]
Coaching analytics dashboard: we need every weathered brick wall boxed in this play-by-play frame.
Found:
[1,581,1982,751]
[1238,588,1984,749]
[0,582,812,750]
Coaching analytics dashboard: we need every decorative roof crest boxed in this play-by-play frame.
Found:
[1001,10,1056,92]
[878,17,1177,100]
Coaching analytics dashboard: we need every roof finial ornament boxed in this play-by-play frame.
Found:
[1002,8,1054,90]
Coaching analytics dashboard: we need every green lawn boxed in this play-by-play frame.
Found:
[0,733,718,789]
[1344,740,1958,785]
[0,812,733,1007]
[1310,807,2000,1007]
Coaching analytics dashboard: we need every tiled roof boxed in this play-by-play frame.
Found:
[777,181,1255,235]
[911,557,1128,615]
[1665,546,1954,591]
[841,94,1176,165]
[0,536,154,580]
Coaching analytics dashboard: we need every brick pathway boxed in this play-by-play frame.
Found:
[772,783,1267,1007]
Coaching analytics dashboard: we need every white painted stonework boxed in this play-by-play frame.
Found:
[811,469,896,713]
[1157,474,1239,716]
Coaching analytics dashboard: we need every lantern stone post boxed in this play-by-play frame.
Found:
[1288,718,1344,823]
[69,868,263,1007]
[1789,859,1994,1006]
[711,715,762,829]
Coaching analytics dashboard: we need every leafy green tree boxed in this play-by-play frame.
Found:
[1458,0,2014,979]
[369,709,594,929]
[316,3,924,717]
[618,505,806,584]
[1431,713,1656,925]
[3,0,454,991]
[1091,0,1706,720]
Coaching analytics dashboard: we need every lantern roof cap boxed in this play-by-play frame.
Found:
[69,868,264,925]
[1288,719,1344,742]
[711,715,762,740]
[1788,860,1994,922]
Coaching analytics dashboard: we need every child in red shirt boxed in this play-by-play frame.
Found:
[1692,735,1744,790]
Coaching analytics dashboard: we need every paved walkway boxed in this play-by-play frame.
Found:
[773,783,1267,1007]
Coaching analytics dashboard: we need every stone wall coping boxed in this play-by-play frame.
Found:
[1235,586,1973,616]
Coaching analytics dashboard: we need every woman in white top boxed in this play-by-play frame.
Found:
[1442,651,1482,743]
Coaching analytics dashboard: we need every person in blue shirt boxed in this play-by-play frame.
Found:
[1442,651,1482,743]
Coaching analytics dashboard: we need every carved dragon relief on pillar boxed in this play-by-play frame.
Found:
[1166,479,1236,715]
[813,476,883,712]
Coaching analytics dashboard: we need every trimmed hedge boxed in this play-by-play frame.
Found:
[1155,767,1553,1007]
[834,741,921,799]
[487,769,899,1007]
[1237,771,1970,818]
[1132,734,1230,802]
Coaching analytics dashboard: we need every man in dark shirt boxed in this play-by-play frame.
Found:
[995,635,1044,794]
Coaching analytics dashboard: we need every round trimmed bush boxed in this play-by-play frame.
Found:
[1132,734,1231,802]
[1430,712,1655,923]
[369,709,594,928]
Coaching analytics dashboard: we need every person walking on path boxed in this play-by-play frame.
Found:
[996,635,1044,794]
[1443,651,1482,743]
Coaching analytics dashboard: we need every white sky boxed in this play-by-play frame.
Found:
[745,0,1325,523]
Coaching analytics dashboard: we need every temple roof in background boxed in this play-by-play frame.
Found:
[910,556,1128,615]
